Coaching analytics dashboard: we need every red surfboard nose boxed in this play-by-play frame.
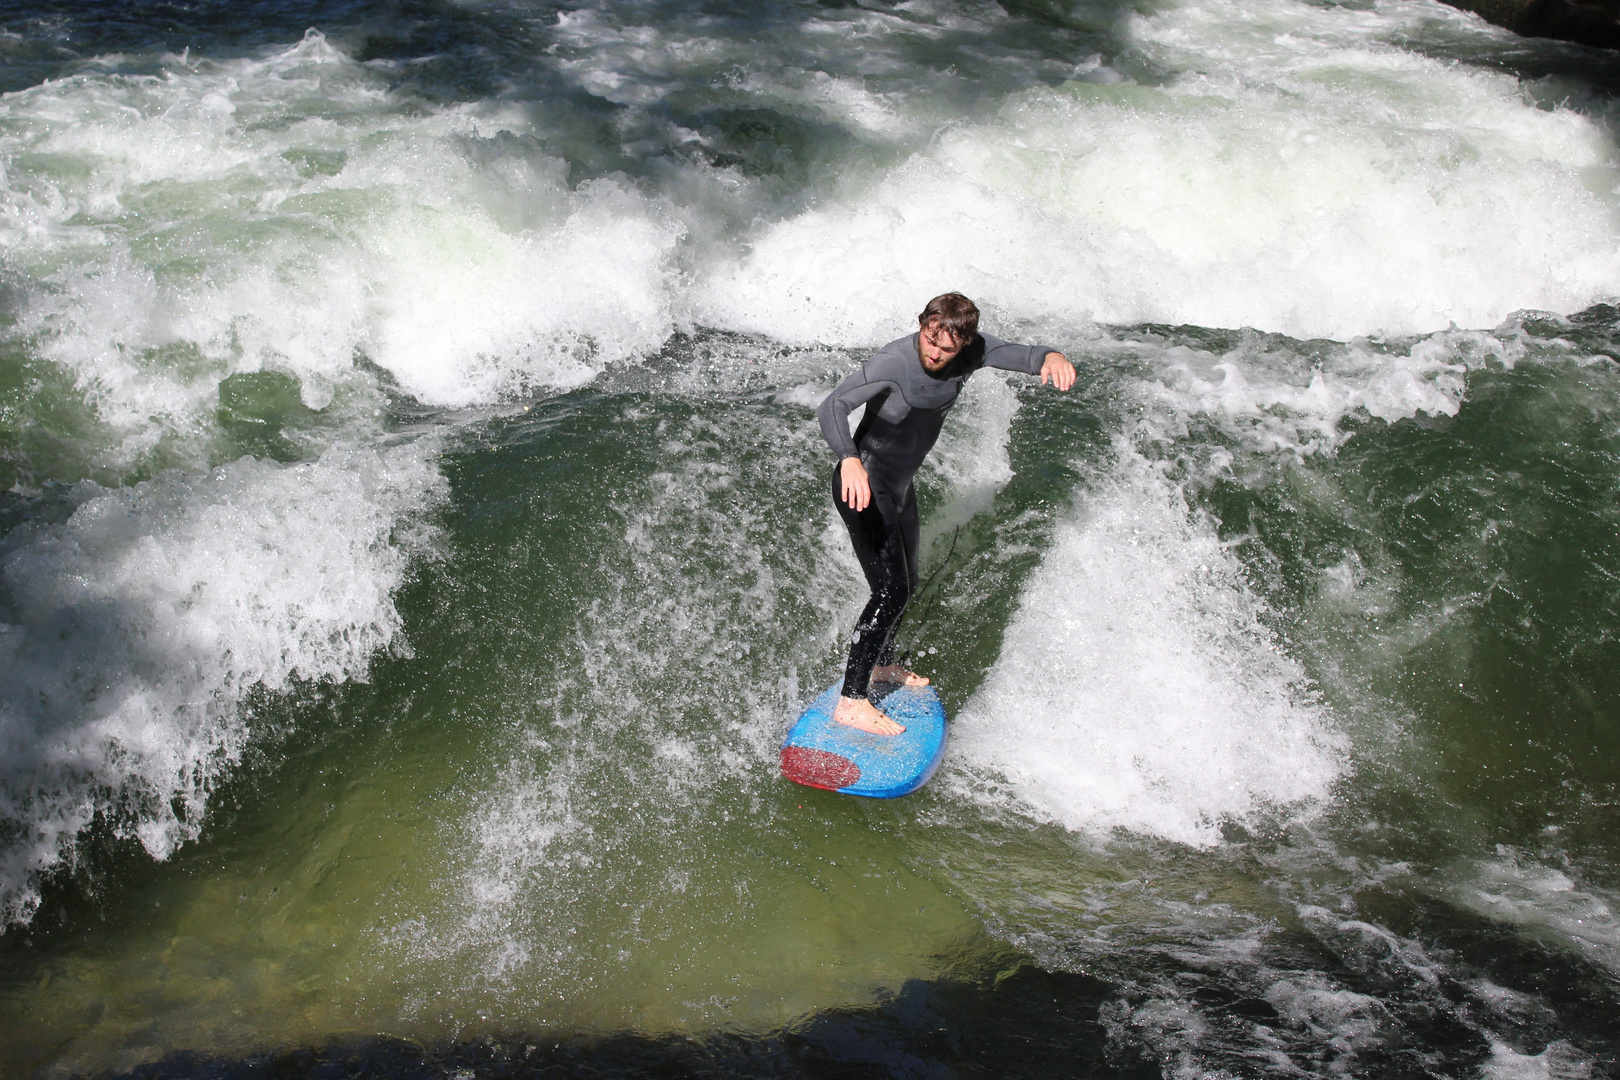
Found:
[781,746,861,791]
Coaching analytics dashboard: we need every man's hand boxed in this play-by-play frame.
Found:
[840,456,872,511]
[1041,352,1076,391]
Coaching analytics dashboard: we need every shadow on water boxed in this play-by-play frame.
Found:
[98,955,1157,1080]
[66,889,1620,1078]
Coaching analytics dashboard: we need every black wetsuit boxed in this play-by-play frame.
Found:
[817,332,1054,700]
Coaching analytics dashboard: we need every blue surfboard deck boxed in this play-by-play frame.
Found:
[780,680,947,799]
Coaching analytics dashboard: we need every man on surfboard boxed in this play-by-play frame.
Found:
[817,293,1074,735]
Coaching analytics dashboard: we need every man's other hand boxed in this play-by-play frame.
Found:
[840,456,872,511]
[1041,352,1076,391]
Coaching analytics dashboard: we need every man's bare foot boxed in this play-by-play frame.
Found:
[871,664,930,687]
[833,695,906,735]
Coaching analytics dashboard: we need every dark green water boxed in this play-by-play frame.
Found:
[1,1,1618,1076]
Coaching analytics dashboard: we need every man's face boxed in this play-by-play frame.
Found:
[918,321,966,371]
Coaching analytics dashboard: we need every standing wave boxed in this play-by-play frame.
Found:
[0,443,443,926]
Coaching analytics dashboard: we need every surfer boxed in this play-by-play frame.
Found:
[817,293,1074,735]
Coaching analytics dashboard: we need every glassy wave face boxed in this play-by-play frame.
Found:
[1,0,1617,1075]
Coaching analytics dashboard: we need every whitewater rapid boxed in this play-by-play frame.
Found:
[1,2,1619,1071]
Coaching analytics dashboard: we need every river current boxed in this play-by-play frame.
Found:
[1,0,1618,1076]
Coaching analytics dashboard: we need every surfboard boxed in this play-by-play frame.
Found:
[780,680,947,799]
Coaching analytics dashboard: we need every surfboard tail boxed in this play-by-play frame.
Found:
[780,746,861,791]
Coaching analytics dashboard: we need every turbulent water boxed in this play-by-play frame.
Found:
[1,0,1618,1075]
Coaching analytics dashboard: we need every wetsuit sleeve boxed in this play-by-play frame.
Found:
[979,333,1054,376]
[818,362,895,460]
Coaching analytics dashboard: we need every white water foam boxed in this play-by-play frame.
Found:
[2,28,685,459]
[1449,850,1620,977]
[1135,321,1504,461]
[4,0,1614,445]
[0,442,443,926]
[1483,1040,1596,1080]
[950,449,1345,847]
[919,365,1023,528]
[695,0,1620,345]
[1008,877,1460,1076]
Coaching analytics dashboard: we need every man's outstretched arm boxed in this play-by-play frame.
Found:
[980,335,1073,389]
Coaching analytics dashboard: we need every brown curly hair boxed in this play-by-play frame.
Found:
[918,292,980,345]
